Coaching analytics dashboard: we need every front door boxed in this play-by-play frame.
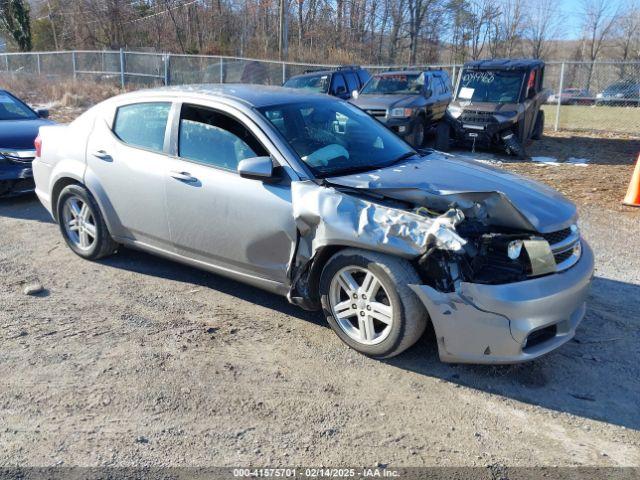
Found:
[164,103,297,284]
[86,101,173,248]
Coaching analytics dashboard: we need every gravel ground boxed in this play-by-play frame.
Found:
[0,98,639,469]
[0,192,639,469]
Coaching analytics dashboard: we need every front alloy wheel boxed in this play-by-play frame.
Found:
[320,248,427,358]
[329,266,393,345]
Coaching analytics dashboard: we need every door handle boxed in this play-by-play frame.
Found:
[92,150,112,161]
[169,171,198,183]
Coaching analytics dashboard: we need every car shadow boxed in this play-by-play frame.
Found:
[424,130,640,166]
[100,246,325,326]
[386,276,640,431]
[0,195,54,223]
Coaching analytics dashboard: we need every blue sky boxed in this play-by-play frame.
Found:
[553,0,623,40]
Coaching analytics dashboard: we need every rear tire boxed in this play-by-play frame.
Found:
[319,248,427,359]
[531,110,544,140]
[435,121,451,152]
[57,184,118,260]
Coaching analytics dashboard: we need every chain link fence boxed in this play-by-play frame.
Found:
[1,50,639,135]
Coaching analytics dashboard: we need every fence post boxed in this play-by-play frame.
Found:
[164,53,170,86]
[37,53,41,76]
[219,58,224,83]
[4,54,9,74]
[282,62,286,84]
[71,51,77,80]
[119,48,125,89]
[554,62,565,132]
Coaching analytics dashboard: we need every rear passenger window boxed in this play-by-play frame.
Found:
[113,102,170,153]
[178,104,267,172]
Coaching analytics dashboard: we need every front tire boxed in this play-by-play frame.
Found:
[411,117,426,147]
[57,184,117,260]
[435,121,451,151]
[319,248,427,359]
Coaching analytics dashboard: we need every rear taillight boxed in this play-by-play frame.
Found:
[34,134,42,158]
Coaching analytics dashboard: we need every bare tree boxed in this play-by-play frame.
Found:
[523,0,563,59]
[580,0,619,89]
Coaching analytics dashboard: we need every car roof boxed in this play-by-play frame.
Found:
[463,59,544,70]
[116,84,339,108]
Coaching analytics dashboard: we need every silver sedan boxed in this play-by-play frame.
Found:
[32,85,593,363]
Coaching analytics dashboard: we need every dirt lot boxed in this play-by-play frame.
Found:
[1,84,639,469]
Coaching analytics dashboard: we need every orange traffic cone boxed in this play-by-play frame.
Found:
[623,154,640,207]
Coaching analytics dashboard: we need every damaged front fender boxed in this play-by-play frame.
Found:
[291,180,467,266]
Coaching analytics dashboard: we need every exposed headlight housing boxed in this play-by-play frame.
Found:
[447,105,463,118]
[507,240,524,260]
[390,107,414,118]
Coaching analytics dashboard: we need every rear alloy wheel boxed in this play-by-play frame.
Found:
[57,184,117,260]
[320,249,427,358]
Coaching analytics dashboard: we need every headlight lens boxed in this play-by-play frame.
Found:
[390,107,414,117]
[507,240,524,260]
[447,105,463,118]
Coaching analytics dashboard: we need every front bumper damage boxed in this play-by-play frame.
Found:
[410,241,593,363]
[288,161,593,364]
[0,160,35,197]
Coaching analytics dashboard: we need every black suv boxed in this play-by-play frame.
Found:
[283,65,371,100]
[436,59,547,157]
[350,69,453,147]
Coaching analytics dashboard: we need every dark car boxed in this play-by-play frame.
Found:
[596,81,640,106]
[0,89,54,197]
[283,65,371,100]
[436,59,547,158]
[547,88,593,105]
[350,69,452,147]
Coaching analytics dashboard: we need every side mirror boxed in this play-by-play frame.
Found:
[238,156,274,181]
[424,89,433,98]
[351,89,359,99]
[36,108,49,119]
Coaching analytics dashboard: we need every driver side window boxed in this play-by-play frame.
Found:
[178,104,267,172]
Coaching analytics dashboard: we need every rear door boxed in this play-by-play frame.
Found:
[164,103,297,284]
[86,101,173,248]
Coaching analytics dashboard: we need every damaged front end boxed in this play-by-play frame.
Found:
[288,168,593,364]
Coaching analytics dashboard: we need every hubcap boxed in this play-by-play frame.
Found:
[329,266,393,345]
[62,196,97,251]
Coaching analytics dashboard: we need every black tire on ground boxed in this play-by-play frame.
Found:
[56,184,118,260]
[531,110,545,140]
[319,248,428,359]
[411,117,427,148]
[502,131,527,159]
[434,121,451,152]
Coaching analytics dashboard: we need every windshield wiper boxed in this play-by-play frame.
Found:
[386,151,418,166]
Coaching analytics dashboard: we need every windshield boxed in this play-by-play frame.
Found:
[283,74,330,94]
[0,91,37,120]
[361,73,423,95]
[258,99,415,178]
[456,70,525,103]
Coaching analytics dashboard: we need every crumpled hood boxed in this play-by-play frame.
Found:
[326,151,577,233]
[351,94,422,111]
[0,119,53,150]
